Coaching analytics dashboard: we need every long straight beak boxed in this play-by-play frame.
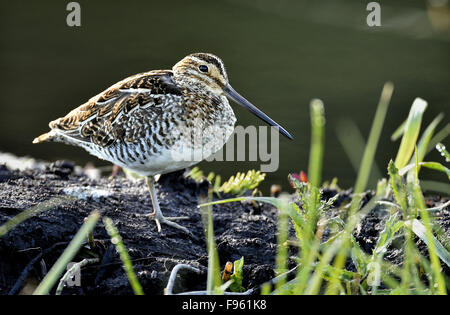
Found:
[224,83,293,140]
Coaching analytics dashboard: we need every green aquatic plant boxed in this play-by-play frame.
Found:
[188,167,266,197]
[220,170,266,196]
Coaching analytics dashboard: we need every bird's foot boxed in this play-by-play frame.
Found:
[146,213,191,235]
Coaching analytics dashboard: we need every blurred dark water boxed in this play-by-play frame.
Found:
[0,0,449,193]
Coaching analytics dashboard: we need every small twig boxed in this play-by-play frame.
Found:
[33,211,100,295]
[165,264,202,295]
[56,258,99,295]
[167,264,300,295]
[17,247,42,253]
[425,200,450,213]
[8,242,68,295]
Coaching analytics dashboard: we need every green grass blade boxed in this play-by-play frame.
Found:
[326,82,393,294]
[308,99,325,188]
[373,212,403,259]
[353,82,393,205]
[413,113,444,164]
[394,98,428,169]
[420,180,450,195]
[417,162,450,180]
[399,161,450,181]
[350,235,370,277]
[305,236,343,295]
[406,219,450,268]
[336,119,382,186]
[199,187,222,294]
[391,119,407,141]
[404,112,444,185]
[229,257,245,293]
[388,160,408,213]
[410,160,446,294]
[33,210,100,295]
[103,217,144,295]
[274,201,289,293]
[0,196,75,238]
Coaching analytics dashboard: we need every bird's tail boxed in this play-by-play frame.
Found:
[32,130,57,144]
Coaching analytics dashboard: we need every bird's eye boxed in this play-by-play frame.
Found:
[199,65,209,73]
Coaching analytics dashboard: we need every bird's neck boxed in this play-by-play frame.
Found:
[173,72,223,96]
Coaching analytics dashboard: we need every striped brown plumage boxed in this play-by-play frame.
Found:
[33,53,291,234]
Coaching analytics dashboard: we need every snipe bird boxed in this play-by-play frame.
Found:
[33,53,293,234]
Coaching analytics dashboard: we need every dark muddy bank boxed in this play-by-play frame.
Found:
[0,157,448,295]
[0,159,281,295]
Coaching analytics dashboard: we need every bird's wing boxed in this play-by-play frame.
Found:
[49,70,183,147]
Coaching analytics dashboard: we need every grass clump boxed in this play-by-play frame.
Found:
[200,82,450,295]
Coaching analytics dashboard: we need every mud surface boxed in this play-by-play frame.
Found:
[0,159,449,295]
[0,160,280,295]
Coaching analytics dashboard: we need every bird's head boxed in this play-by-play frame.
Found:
[173,53,293,140]
[173,53,228,94]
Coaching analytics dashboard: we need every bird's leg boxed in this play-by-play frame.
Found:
[145,176,190,234]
